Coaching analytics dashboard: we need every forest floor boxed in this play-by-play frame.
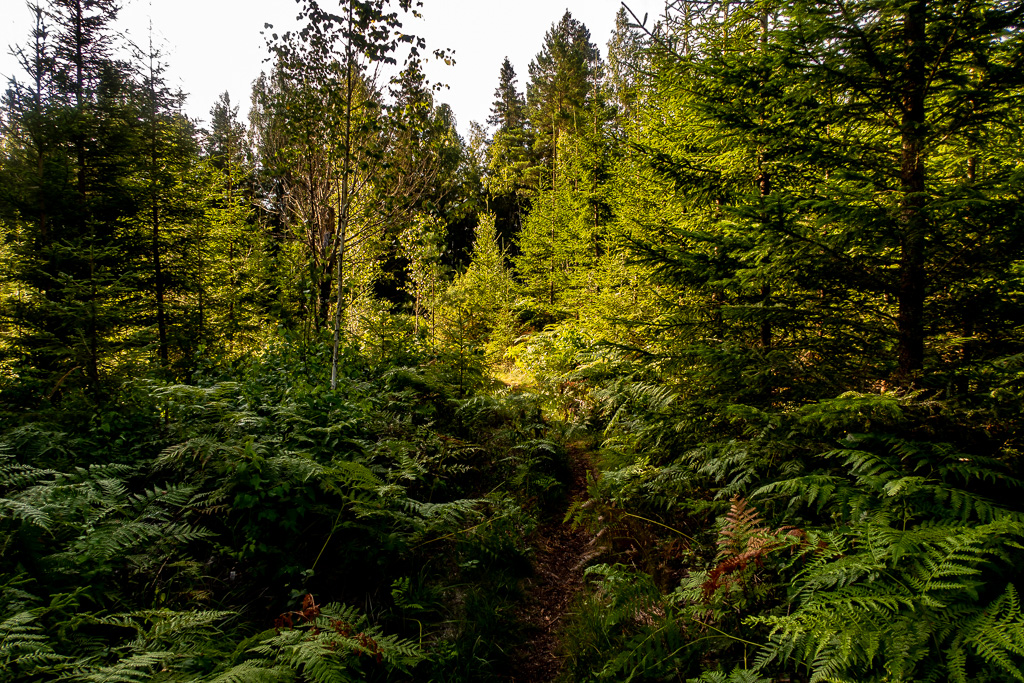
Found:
[508,444,599,683]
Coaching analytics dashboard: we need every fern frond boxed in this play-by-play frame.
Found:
[0,455,60,491]
[323,460,382,491]
[92,609,232,654]
[715,497,766,562]
[961,584,1024,681]
[78,651,174,682]
[0,611,50,658]
[0,498,52,530]
[206,660,296,683]
[689,670,772,683]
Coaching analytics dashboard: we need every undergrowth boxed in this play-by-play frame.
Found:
[0,333,565,682]
[543,340,1024,683]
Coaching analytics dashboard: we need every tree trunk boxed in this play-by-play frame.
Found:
[896,0,928,381]
[331,6,354,391]
[758,7,771,351]
[153,203,168,367]
[149,59,168,369]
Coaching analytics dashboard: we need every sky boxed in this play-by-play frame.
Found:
[0,0,663,137]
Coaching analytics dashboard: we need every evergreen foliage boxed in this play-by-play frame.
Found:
[2,1,1024,681]
[446,214,516,361]
[526,10,602,177]
[484,58,533,242]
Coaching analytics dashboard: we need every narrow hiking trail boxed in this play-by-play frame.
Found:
[509,445,599,683]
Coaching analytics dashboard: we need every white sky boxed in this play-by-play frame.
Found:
[0,0,663,137]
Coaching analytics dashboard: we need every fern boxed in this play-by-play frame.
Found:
[957,584,1024,682]
[749,516,1024,682]
[688,669,772,683]
[206,660,295,683]
[210,599,422,683]
[0,498,53,531]
[0,610,68,681]
[92,609,233,654]
[702,498,803,602]
[563,564,691,681]
[78,651,176,682]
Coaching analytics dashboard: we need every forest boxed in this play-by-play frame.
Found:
[2,0,1024,681]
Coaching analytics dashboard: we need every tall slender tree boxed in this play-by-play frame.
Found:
[605,7,646,120]
[202,92,264,352]
[485,58,532,243]
[526,11,601,184]
[137,30,200,373]
[488,57,527,130]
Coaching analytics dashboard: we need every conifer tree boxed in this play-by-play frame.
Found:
[526,11,601,184]
[605,7,646,120]
[201,92,266,359]
[136,34,205,375]
[399,213,447,338]
[515,134,604,322]
[773,0,1024,382]
[0,0,140,398]
[488,57,526,130]
[618,0,1024,399]
[448,213,516,360]
[512,13,625,338]
[620,1,800,401]
[484,57,532,242]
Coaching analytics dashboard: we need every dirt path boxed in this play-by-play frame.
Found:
[508,445,598,683]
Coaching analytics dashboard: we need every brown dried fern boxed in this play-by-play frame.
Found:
[702,497,803,599]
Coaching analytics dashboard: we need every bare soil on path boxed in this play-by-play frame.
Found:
[508,445,598,683]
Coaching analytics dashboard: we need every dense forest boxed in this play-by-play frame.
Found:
[2,0,1024,681]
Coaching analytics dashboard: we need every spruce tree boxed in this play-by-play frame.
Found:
[137,34,203,374]
[512,13,622,335]
[448,213,516,360]
[770,0,1024,382]
[0,0,140,398]
[484,58,532,243]
[526,11,601,183]
[515,134,606,323]
[201,92,265,361]
[622,0,1024,397]
[488,57,526,130]
[605,7,646,120]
